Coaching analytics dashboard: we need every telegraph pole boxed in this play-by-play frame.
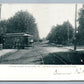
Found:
[0,4,1,20]
[74,1,77,51]
[0,4,2,49]
[67,20,69,45]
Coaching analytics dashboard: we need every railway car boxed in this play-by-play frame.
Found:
[2,33,33,49]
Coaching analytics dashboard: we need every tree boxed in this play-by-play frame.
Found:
[47,21,74,45]
[0,20,7,43]
[78,5,84,45]
[46,26,56,43]
[0,20,7,35]
[6,10,39,41]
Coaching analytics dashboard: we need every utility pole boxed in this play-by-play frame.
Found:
[74,1,77,51]
[0,4,1,20]
[67,20,69,45]
[0,4,2,49]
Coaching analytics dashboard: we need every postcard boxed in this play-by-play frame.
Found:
[0,1,84,81]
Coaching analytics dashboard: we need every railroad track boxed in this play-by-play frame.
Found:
[52,53,71,64]
[0,47,45,64]
[31,47,44,64]
[0,46,71,64]
[32,47,69,64]
[31,47,71,64]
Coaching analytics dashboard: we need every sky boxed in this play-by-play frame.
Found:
[1,4,83,38]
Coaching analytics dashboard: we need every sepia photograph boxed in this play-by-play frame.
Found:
[0,0,84,81]
[0,3,84,65]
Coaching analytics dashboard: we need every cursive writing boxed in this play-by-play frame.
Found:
[54,68,84,75]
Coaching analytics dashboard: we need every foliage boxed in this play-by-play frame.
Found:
[0,20,7,35]
[0,10,39,41]
[78,5,84,45]
[47,21,74,45]
[0,20,7,43]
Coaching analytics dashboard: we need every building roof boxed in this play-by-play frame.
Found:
[3,33,32,37]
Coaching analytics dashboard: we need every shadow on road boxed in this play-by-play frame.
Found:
[42,51,84,65]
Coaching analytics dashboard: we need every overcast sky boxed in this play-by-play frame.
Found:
[1,4,83,38]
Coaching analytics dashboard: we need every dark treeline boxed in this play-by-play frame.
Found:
[46,21,74,45]
[78,5,84,45]
[47,5,84,45]
[0,10,39,42]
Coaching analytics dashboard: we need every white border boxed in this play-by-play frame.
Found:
[0,65,84,81]
[0,0,84,81]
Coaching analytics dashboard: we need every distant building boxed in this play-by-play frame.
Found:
[2,33,33,49]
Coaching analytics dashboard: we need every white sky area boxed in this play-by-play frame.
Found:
[1,4,83,38]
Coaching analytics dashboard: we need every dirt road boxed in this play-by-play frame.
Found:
[0,46,70,64]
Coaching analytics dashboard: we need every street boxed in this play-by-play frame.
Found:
[0,43,71,64]
[0,42,84,64]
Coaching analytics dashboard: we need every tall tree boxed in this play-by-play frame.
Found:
[78,5,84,45]
[0,20,7,35]
[47,21,74,45]
[6,10,39,41]
[0,20,7,43]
